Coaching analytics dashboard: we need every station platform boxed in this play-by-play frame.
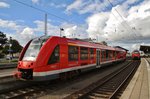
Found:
[0,68,16,78]
[121,58,150,99]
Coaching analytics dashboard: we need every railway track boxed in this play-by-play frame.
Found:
[0,68,16,84]
[64,60,140,99]
[0,75,14,84]
[0,80,60,99]
[0,80,43,99]
[0,60,135,99]
[0,63,17,69]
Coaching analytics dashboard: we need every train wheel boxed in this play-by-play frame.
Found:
[68,71,72,80]
[59,71,78,80]
[67,71,76,80]
[59,72,67,81]
[78,69,81,75]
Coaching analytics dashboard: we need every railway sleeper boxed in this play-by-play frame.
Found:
[93,91,112,96]
[92,93,111,97]
[18,90,27,94]
[99,87,116,91]
[89,94,109,98]
[97,89,114,92]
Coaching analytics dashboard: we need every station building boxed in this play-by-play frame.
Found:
[140,45,150,56]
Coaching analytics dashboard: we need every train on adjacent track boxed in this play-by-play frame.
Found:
[132,50,140,60]
[14,36,127,81]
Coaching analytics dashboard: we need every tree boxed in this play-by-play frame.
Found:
[11,39,23,53]
[0,31,7,46]
[2,45,9,54]
[101,41,108,46]
[2,39,23,57]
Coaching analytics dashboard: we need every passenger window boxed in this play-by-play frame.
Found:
[101,50,105,61]
[68,46,78,61]
[80,47,88,60]
[106,50,109,60]
[48,45,59,64]
[90,48,94,59]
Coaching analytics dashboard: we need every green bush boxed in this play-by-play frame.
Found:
[0,53,4,58]
[11,60,18,62]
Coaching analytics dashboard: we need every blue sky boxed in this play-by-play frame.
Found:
[1,0,87,26]
[0,0,150,51]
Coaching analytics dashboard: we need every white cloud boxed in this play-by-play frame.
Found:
[18,27,35,45]
[131,43,140,50]
[109,42,143,52]
[0,19,24,32]
[66,0,105,14]
[79,2,105,14]
[21,27,34,37]
[66,0,83,12]
[0,19,35,46]
[60,22,88,38]
[34,20,59,36]
[32,0,39,4]
[49,3,67,8]
[123,0,141,9]
[64,25,77,37]
[86,12,109,39]
[86,0,150,43]
[0,2,10,8]
[65,0,126,14]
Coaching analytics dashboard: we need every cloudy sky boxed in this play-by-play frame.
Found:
[0,0,150,52]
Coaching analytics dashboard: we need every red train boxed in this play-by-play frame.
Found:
[132,50,140,60]
[14,36,127,81]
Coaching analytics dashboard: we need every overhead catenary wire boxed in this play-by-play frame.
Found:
[13,0,71,23]
[106,0,140,42]
[101,0,133,39]
[97,0,136,47]
[13,0,141,43]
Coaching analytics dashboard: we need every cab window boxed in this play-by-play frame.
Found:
[48,45,59,64]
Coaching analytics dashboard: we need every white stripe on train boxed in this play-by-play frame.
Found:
[33,58,124,77]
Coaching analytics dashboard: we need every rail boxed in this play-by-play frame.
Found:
[0,63,17,69]
[0,60,137,99]
[64,60,140,99]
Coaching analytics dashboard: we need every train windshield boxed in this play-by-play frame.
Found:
[133,50,140,54]
[133,51,139,54]
[22,37,49,61]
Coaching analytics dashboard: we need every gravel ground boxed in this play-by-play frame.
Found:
[38,61,130,99]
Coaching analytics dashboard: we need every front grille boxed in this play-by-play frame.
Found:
[19,69,33,80]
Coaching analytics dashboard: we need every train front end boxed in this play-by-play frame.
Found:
[132,50,140,60]
[14,37,48,80]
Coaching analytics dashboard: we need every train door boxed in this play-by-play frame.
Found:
[96,49,101,68]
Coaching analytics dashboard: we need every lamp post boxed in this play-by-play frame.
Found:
[45,13,47,36]
[9,37,12,63]
[60,28,64,37]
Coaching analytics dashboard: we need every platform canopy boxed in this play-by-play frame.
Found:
[140,45,150,54]
[113,46,129,52]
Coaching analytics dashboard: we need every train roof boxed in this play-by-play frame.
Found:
[65,37,115,50]
[41,36,126,51]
